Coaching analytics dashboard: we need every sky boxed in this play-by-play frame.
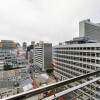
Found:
[0,0,100,45]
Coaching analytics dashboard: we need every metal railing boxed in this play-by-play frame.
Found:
[3,71,100,100]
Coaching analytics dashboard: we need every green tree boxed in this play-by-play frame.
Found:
[17,64,19,68]
[3,63,13,70]
[46,68,54,74]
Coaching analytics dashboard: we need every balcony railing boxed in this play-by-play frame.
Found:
[3,71,100,100]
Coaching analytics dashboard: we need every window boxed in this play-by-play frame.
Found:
[96,66,100,71]
[91,66,95,70]
[91,47,95,50]
[87,47,90,50]
[96,87,100,92]
[91,52,95,57]
[96,53,100,57]
[96,60,100,64]
[96,47,100,50]
[96,94,100,99]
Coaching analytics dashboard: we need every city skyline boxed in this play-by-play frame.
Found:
[0,0,100,45]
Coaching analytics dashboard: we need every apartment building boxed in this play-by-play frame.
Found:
[79,19,100,42]
[53,37,100,100]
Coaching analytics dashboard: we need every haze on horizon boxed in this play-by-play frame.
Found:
[0,0,100,45]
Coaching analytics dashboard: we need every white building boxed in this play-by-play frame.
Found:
[0,51,12,70]
[0,51,5,70]
[79,19,100,42]
[53,38,100,100]
[33,42,52,71]
[0,50,28,70]
[12,55,28,68]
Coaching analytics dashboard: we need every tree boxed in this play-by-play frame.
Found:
[46,68,54,74]
[17,64,19,68]
[3,63,13,70]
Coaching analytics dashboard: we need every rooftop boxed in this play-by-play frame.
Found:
[64,37,97,45]
[33,73,56,88]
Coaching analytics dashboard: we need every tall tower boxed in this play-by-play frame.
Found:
[22,42,27,50]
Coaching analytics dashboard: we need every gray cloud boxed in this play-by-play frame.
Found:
[0,0,100,45]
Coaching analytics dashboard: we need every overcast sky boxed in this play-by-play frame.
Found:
[0,0,100,45]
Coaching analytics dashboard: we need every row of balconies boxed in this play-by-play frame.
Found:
[54,68,73,78]
[54,57,99,70]
[55,67,80,78]
[54,54,97,64]
[54,72,100,99]
[54,69,100,99]
[54,51,96,56]
[54,57,96,71]
[55,64,83,76]
[54,47,100,51]
[68,79,100,99]
[53,52,100,62]
[57,61,94,73]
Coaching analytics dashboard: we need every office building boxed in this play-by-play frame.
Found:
[0,40,17,51]
[22,42,27,50]
[53,38,100,99]
[79,19,100,42]
[52,19,100,99]
[34,41,52,71]
[26,41,52,71]
[26,44,34,63]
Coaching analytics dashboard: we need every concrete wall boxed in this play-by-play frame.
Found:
[79,21,85,37]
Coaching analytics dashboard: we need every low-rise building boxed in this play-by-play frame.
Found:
[0,67,33,99]
[32,73,56,100]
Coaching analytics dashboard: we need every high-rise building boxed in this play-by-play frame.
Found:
[79,19,100,42]
[26,41,52,71]
[22,42,27,50]
[25,41,52,71]
[53,19,100,99]
[26,44,34,63]
[31,41,35,45]
[34,42,52,71]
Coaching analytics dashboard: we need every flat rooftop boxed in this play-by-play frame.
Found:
[33,73,56,88]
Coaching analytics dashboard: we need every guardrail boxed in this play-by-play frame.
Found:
[4,71,100,100]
